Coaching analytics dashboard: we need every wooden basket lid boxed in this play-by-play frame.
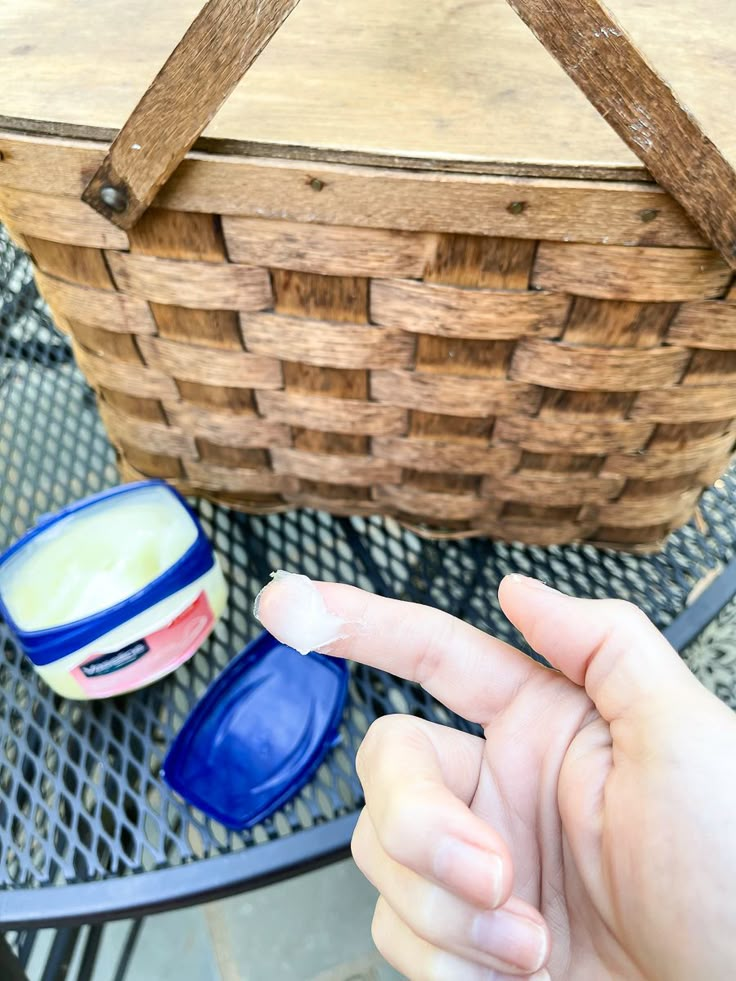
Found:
[1,0,734,261]
[0,0,730,180]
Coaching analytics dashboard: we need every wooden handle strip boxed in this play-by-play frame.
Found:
[504,0,736,267]
[82,0,302,229]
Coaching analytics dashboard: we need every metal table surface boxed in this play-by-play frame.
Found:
[2,226,736,931]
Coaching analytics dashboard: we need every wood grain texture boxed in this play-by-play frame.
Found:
[681,350,736,387]
[291,430,363,454]
[533,243,731,301]
[255,391,407,436]
[66,320,143,364]
[163,159,706,247]
[27,238,113,289]
[482,471,625,506]
[374,485,488,522]
[34,269,156,333]
[175,382,255,412]
[370,279,568,339]
[101,388,166,423]
[371,370,541,418]
[99,402,196,456]
[272,269,373,456]
[0,0,633,177]
[272,270,368,322]
[667,302,736,350]
[407,411,494,442]
[241,313,413,369]
[82,0,303,227]
[504,0,736,265]
[137,335,282,388]
[165,402,291,447]
[107,252,272,309]
[403,470,480,496]
[651,421,731,445]
[602,431,736,479]
[424,235,536,289]
[494,415,653,454]
[270,448,401,486]
[151,304,243,350]
[119,446,183,479]
[294,479,372,500]
[0,187,128,248]
[223,218,437,277]
[281,363,367,399]
[0,135,105,196]
[477,514,597,546]
[540,390,634,417]
[72,341,179,399]
[623,473,710,497]
[630,385,736,424]
[563,296,677,348]
[126,207,246,348]
[6,0,736,182]
[0,134,706,247]
[591,527,673,550]
[195,442,268,469]
[184,460,297,495]
[597,488,701,526]
[510,338,689,391]
[518,450,600,475]
[127,208,226,259]
[372,437,520,475]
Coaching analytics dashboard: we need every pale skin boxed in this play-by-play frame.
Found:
[257,573,736,980]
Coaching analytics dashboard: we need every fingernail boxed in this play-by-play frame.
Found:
[253,570,347,656]
[506,573,558,592]
[434,839,504,907]
[471,909,549,973]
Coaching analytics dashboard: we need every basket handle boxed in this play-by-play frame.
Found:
[505,0,736,268]
[82,0,302,230]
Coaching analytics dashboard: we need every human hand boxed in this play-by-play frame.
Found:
[256,571,736,980]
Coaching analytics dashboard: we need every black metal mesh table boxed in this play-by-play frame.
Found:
[2,224,736,956]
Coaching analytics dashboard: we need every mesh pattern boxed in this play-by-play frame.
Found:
[2,225,736,894]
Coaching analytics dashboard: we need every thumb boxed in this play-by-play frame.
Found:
[498,574,700,724]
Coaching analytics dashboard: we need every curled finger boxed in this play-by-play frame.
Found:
[356,714,512,909]
[372,896,551,981]
[353,810,550,977]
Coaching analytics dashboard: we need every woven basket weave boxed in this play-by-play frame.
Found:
[2,0,736,549]
[3,163,734,548]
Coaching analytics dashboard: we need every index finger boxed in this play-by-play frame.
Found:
[254,571,540,724]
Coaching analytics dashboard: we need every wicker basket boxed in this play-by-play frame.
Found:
[2,0,735,548]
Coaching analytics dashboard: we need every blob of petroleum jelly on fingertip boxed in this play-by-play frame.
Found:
[253,570,347,656]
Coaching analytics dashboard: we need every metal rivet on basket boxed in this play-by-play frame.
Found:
[639,208,659,223]
[100,185,128,212]
[308,177,325,192]
[507,201,526,215]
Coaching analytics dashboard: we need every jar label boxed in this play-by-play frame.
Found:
[72,591,214,697]
[79,639,150,677]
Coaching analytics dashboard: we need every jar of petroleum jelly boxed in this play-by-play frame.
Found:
[0,481,227,700]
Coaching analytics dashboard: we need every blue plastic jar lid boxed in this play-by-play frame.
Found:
[161,631,349,829]
[0,481,215,667]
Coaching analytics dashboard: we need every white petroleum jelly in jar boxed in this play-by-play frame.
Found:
[0,481,227,700]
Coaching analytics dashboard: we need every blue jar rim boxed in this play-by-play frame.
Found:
[0,481,215,667]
